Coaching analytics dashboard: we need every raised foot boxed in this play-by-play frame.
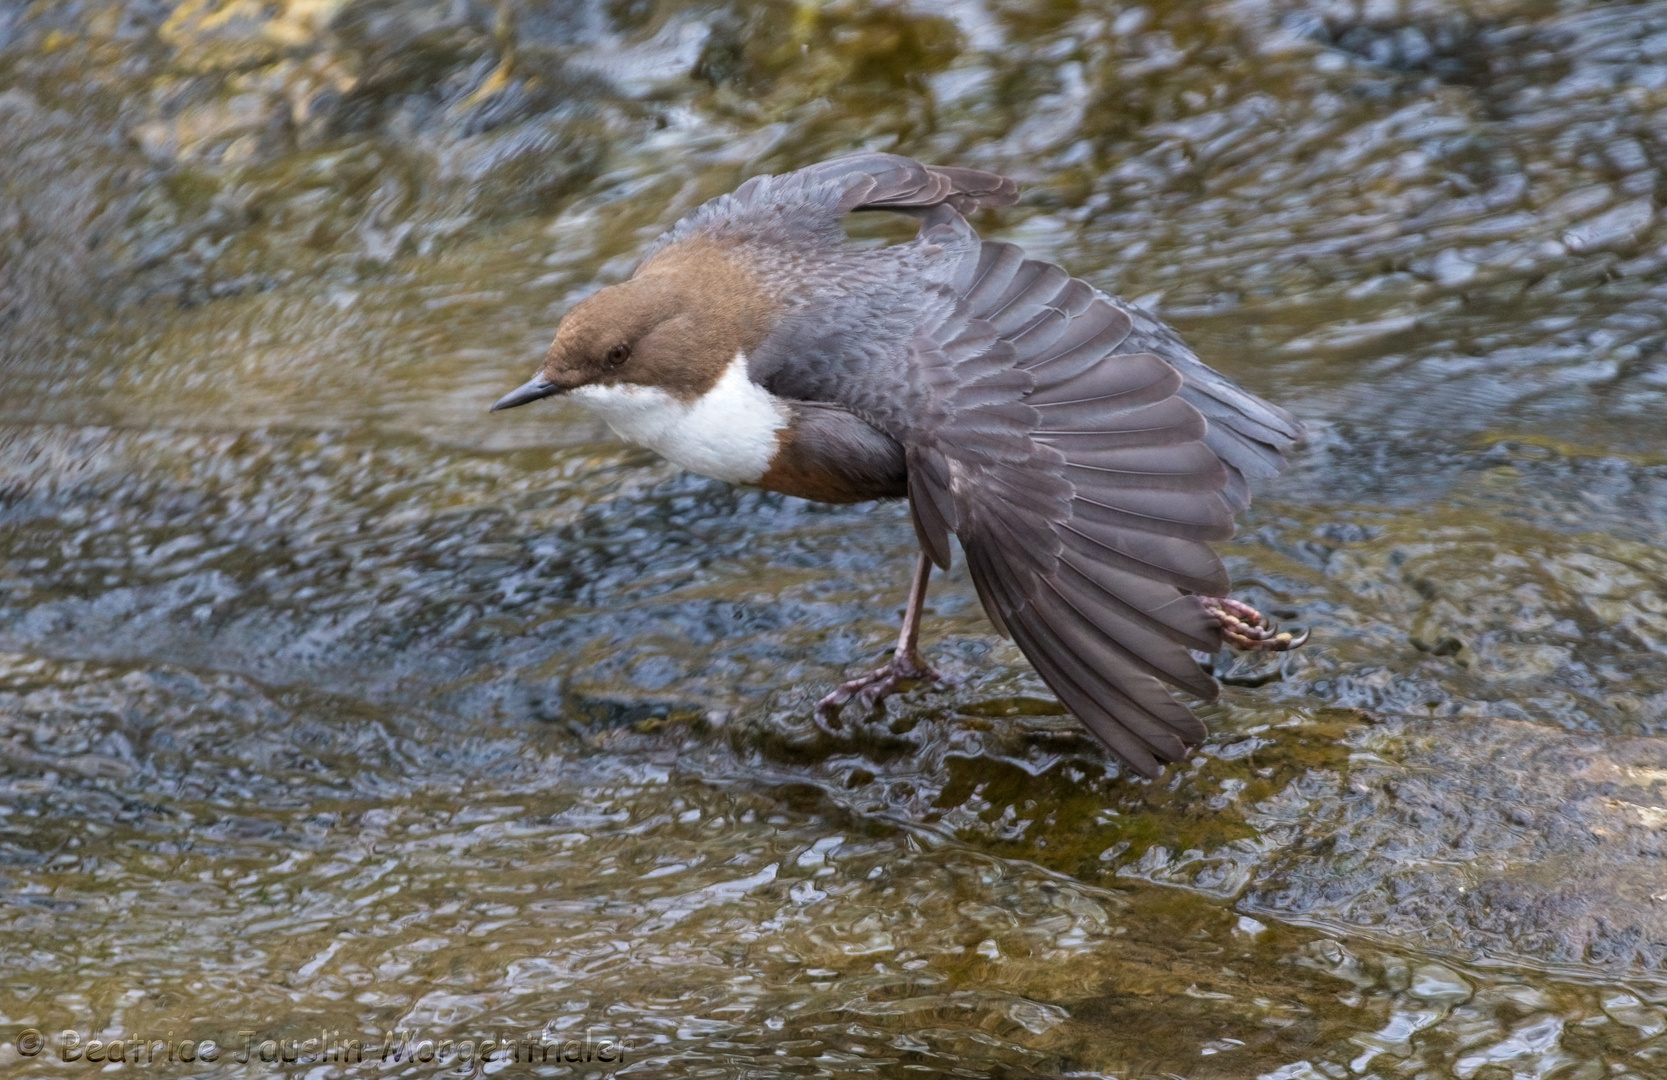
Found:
[1201,596,1310,653]
[815,652,943,728]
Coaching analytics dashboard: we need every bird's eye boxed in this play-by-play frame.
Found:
[605,343,631,365]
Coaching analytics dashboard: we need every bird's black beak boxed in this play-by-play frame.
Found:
[490,376,560,412]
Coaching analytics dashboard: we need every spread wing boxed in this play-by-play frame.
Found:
[905,239,1292,776]
[903,248,1300,778]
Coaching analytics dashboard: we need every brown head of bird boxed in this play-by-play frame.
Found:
[493,241,780,412]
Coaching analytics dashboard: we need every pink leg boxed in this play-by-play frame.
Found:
[816,551,942,726]
[1200,596,1309,652]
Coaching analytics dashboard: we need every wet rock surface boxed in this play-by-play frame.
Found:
[3,0,1667,1076]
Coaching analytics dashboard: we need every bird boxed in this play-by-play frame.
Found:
[491,153,1306,777]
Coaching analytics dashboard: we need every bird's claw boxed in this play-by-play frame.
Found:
[814,653,942,729]
[1201,596,1309,653]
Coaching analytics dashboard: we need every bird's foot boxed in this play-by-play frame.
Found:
[815,651,942,729]
[1202,596,1309,652]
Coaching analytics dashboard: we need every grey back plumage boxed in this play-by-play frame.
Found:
[653,153,1302,776]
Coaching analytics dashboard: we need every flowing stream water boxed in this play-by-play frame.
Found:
[3,0,1667,1076]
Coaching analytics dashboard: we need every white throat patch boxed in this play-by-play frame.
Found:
[569,351,788,484]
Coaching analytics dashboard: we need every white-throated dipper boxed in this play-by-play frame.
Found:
[492,154,1305,777]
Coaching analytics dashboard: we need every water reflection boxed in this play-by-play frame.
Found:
[3,0,1667,1076]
